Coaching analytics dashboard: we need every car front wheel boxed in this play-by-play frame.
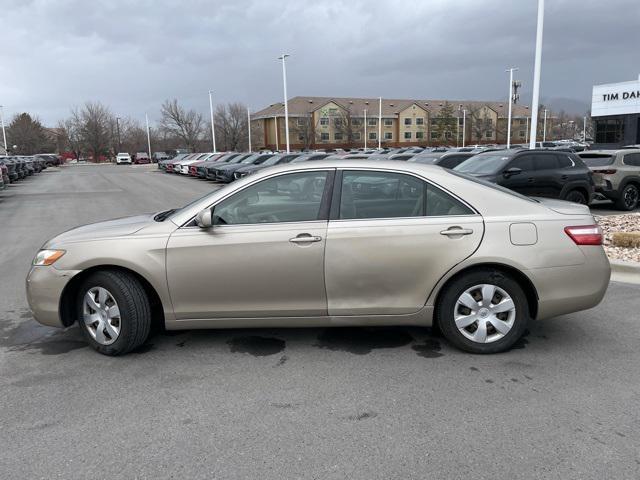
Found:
[437,269,529,354]
[77,270,152,355]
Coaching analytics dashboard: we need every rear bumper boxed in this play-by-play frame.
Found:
[26,266,81,328]
[529,247,611,320]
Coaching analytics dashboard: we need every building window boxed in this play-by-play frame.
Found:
[352,118,362,126]
[353,132,361,140]
[485,131,492,138]
[384,119,393,126]
[404,132,412,139]
[404,118,412,126]
[416,131,424,139]
[320,132,329,141]
[334,133,343,141]
[519,119,526,125]
[320,117,329,126]
[368,132,377,140]
[385,132,393,140]
[431,132,439,140]
[334,118,343,127]
[297,118,306,126]
[298,134,305,141]
[368,119,377,126]
[416,117,424,125]
[595,118,625,143]
[518,130,526,138]
[328,108,338,115]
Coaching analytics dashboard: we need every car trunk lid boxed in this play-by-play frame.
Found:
[535,197,591,215]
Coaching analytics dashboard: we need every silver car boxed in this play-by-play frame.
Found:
[26,161,610,356]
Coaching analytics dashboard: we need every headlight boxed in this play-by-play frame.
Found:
[33,249,66,266]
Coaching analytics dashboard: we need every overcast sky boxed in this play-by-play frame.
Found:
[1,0,639,126]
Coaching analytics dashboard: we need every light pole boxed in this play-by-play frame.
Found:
[506,67,519,149]
[115,116,122,153]
[208,90,217,153]
[525,116,529,144]
[278,54,291,153]
[247,108,252,152]
[0,105,8,155]
[364,109,367,149]
[456,105,461,148]
[273,116,279,151]
[543,108,548,142]
[529,0,545,149]
[145,113,152,160]
[378,97,382,149]
[583,116,587,142]
[462,109,467,148]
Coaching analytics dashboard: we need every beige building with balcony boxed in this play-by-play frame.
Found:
[251,96,534,150]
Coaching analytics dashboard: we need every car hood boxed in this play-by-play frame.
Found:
[535,197,591,215]
[45,214,157,247]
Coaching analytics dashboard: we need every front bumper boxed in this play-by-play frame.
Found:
[26,265,81,327]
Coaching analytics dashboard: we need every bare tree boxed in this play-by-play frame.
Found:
[68,102,115,161]
[292,113,315,150]
[332,106,358,146]
[57,118,83,160]
[160,99,204,150]
[214,102,248,151]
[466,104,493,144]
[432,102,457,144]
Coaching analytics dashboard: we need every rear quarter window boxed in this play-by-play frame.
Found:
[623,153,640,167]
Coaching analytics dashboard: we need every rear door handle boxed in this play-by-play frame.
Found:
[289,234,322,244]
[440,227,474,236]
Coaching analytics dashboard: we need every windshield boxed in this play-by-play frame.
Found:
[409,154,441,164]
[454,154,511,175]
[579,154,615,167]
[240,154,260,164]
[253,155,274,165]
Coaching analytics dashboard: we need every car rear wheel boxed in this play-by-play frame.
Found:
[564,189,587,205]
[77,270,151,356]
[437,269,529,354]
[615,184,639,211]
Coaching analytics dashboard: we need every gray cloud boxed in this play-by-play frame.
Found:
[0,0,638,126]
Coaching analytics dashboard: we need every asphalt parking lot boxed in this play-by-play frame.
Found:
[1,164,639,479]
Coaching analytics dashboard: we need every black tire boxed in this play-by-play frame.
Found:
[436,269,530,354]
[76,270,151,356]
[563,189,587,205]
[614,184,639,211]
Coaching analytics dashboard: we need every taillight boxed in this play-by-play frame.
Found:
[564,225,603,245]
[593,169,617,175]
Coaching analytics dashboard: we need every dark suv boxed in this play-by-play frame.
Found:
[454,149,594,204]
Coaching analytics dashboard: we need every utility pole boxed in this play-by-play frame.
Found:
[247,108,252,152]
[278,54,291,153]
[208,90,217,153]
[506,67,519,149]
[529,0,545,149]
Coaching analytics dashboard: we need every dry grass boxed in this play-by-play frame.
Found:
[611,232,640,248]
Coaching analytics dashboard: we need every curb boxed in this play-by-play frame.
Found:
[610,259,640,285]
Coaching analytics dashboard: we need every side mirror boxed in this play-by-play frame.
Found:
[503,167,522,178]
[195,208,213,228]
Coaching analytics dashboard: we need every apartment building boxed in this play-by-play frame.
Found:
[251,96,534,150]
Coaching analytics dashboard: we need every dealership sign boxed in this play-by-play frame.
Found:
[592,77,640,117]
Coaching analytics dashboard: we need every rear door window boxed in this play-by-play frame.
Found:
[532,154,559,170]
[555,154,574,168]
[508,155,534,171]
[623,153,640,166]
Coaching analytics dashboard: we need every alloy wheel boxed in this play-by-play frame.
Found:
[82,287,121,345]
[454,284,516,343]
[623,185,639,209]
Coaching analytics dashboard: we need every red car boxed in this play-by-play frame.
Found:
[134,152,151,164]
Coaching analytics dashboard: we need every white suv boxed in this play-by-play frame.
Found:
[116,153,132,165]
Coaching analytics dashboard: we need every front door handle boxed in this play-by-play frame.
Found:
[440,227,474,236]
[289,234,322,244]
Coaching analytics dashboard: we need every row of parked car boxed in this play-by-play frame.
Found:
[156,145,640,211]
[0,154,57,190]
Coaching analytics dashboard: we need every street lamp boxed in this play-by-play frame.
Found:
[208,90,217,153]
[116,116,122,152]
[145,113,152,160]
[462,109,467,148]
[278,54,291,153]
[364,109,367,149]
[378,97,382,150]
[0,105,8,155]
[273,115,279,151]
[529,0,545,149]
[583,116,587,142]
[506,67,519,149]
[247,108,252,153]
[543,108,548,142]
